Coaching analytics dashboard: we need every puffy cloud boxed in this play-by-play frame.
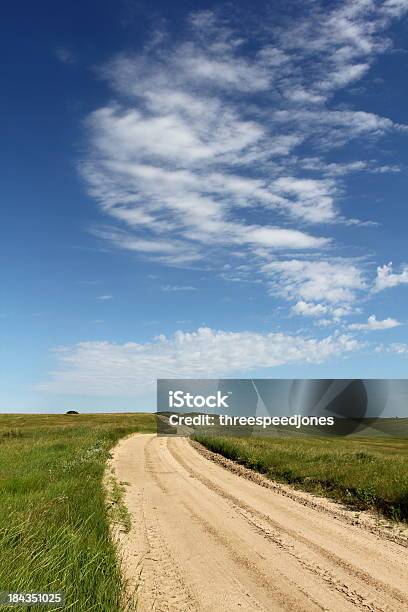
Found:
[373,262,408,292]
[292,301,328,317]
[292,301,357,325]
[349,314,401,330]
[38,327,361,396]
[263,259,365,304]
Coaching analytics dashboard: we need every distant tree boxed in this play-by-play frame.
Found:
[66,410,79,415]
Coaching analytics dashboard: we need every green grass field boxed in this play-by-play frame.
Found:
[194,430,408,522]
[0,413,156,612]
[2,413,407,611]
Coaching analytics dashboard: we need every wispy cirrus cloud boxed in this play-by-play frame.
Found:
[161,285,197,292]
[97,294,113,300]
[55,46,76,65]
[273,0,408,101]
[299,157,401,176]
[80,2,408,323]
[272,109,406,152]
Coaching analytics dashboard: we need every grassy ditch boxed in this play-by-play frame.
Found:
[194,434,408,521]
[0,413,156,611]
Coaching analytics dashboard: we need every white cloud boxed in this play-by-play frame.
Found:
[370,164,401,174]
[84,104,327,260]
[349,314,401,330]
[80,5,408,335]
[388,343,408,354]
[97,295,113,300]
[273,109,405,148]
[293,301,357,324]
[82,7,408,261]
[161,285,197,292]
[91,227,202,265]
[376,342,408,354]
[373,262,408,292]
[331,305,356,319]
[177,49,271,92]
[55,47,75,65]
[244,226,328,249]
[270,177,338,223]
[263,259,365,304]
[38,327,361,396]
[276,0,408,100]
[299,157,401,176]
[315,318,335,327]
[292,301,328,317]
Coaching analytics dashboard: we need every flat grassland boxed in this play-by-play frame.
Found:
[195,422,408,522]
[2,413,407,611]
[0,413,155,611]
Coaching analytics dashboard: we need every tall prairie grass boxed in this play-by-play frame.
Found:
[0,413,156,611]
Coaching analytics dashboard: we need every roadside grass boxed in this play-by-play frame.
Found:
[107,475,132,535]
[194,434,408,522]
[0,413,156,611]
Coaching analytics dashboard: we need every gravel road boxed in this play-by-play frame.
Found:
[112,434,408,611]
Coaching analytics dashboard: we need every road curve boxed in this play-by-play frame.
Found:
[112,434,408,611]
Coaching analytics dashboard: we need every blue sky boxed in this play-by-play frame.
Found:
[2,0,408,412]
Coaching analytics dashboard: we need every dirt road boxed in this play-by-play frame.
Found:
[112,434,408,611]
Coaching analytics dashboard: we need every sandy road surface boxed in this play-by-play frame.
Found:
[112,434,408,611]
